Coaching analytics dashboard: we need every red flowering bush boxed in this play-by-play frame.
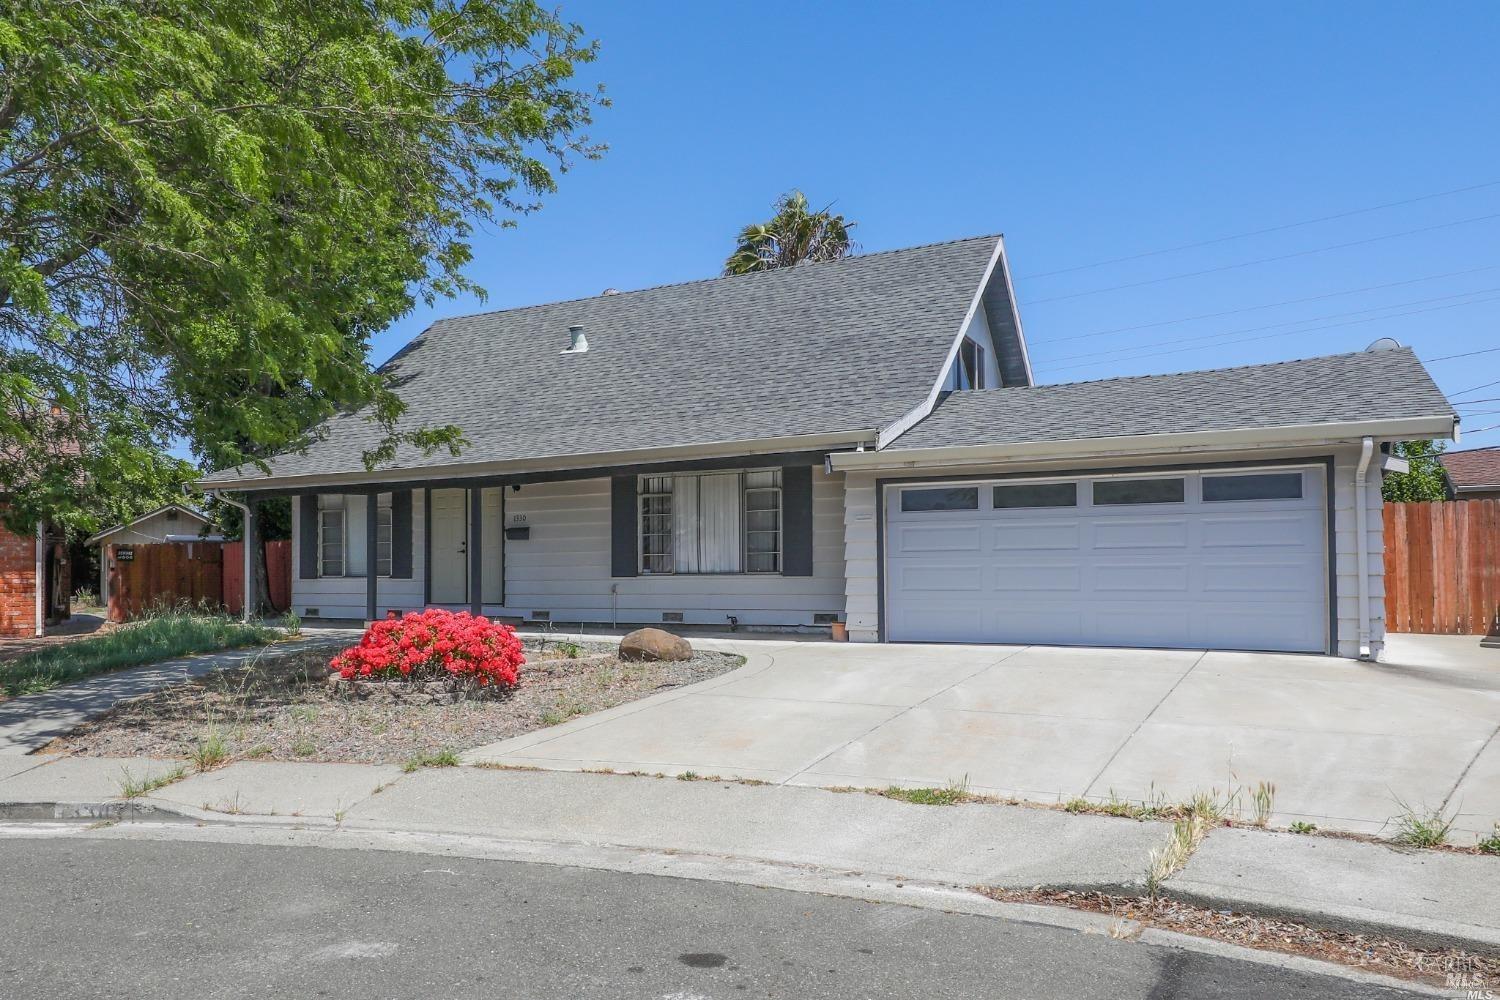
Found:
[331,609,524,689]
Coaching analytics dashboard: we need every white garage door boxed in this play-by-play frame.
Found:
[885,466,1328,652]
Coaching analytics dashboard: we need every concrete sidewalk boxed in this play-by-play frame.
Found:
[0,754,1495,953]
[0,635,351,754]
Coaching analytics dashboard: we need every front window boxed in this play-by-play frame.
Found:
[639,469,783,574]
[318,496,345,577]
[318,493,392,577]
[375,494,393,576]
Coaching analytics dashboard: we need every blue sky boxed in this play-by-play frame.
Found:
[371,1,1500,445]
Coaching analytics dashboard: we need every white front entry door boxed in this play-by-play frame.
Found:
[430,488,468,604]
[884,466,1328,653]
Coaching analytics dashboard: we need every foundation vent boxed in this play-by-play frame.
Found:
[661,611,684,623]
[530,610,551,622]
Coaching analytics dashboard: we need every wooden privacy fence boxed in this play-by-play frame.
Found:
[107,541,222,622]
[107,539,292,622]
[1384,500,1500,635]
[221,540,292,614]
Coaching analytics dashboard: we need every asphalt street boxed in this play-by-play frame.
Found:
[0,837,1424,999]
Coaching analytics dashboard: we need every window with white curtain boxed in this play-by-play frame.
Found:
[639,469,782,575]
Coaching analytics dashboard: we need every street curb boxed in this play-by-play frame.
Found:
[1160,883,1500,956]
[0,799,341,828]
[5,796,1495,961]
[0,800,189,823]
[0,816,1451,996]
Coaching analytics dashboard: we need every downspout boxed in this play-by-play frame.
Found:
[33,522,45,637]
[209,490,254,624]
[1354,437,1375,661]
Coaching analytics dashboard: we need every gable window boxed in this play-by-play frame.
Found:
[951,337,986,391]
[318,496,345,577]
[639,469,782,575]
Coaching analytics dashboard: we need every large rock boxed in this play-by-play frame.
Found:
[619,627,692,662]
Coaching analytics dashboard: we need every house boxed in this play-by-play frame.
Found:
[199,235,1458,660]
[0,509,68,639]
[1441,446,1500,500]
[84,504,220,609]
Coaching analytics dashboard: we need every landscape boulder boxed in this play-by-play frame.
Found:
[618,627,692,662]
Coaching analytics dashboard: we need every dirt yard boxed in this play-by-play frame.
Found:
[47,638,742,765]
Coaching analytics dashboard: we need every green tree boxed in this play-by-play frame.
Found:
[0,0,605,536]
[1382,440,1449,502]
[724,191,856,275]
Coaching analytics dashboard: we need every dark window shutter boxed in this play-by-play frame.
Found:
[298,495,319,579]
[610,474,638,578]
[390,490,413,578]
[781,465,814,576]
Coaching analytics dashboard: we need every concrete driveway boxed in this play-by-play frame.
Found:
[466,634,1500,841]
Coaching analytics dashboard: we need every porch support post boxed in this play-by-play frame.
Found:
[365,491,379,623]
[468,488,482,616]
[242,497,258,624]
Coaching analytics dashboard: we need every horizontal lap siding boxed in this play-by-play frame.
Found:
[1330,446,1385,658]
[497,472,846,626]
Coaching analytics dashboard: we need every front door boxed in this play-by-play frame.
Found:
[430,489,468,604]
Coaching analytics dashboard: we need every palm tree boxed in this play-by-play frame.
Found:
[723,191,857,275]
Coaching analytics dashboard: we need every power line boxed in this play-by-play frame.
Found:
[1461,422,1500,436]
[1018,180,1500,280]
[1021,213,1500,306]
[1427,345,1500,362]
[1033,286,1500,365]
[1026,264,1500,347]
[1040,293,1500,375]
[1453,397,1500,407]
[1449,378,1500,397]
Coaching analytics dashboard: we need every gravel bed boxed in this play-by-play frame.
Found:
[47,637,742,765]
[981,888,1497,988]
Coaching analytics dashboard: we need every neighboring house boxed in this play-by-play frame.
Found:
[1441,446,1500,500]
[200,235,1459,660]
[0,506,68,639]
[85,504,220,608]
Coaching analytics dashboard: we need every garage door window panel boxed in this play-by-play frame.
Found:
[1093,478,1186,506]
[1202,472,1304,502]
[992,482,1078,509]
[900,487,979,512]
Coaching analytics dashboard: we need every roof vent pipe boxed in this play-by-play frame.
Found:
[562,325,588,354]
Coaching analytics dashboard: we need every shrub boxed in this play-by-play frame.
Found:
[331,609,524,689]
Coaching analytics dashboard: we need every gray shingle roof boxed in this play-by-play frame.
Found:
[203,235,1001,485]
[887,347,1455,451]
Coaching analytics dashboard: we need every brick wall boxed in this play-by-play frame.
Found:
[0,514,37,638]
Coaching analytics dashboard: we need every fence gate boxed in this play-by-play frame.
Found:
[1383,500,1500,635]
[107,541,223,622]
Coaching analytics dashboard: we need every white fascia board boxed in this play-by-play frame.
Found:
[196,429,878,493]
[994,235,1035,386]
[830,415,1460,471]
[874,237,1007,450]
